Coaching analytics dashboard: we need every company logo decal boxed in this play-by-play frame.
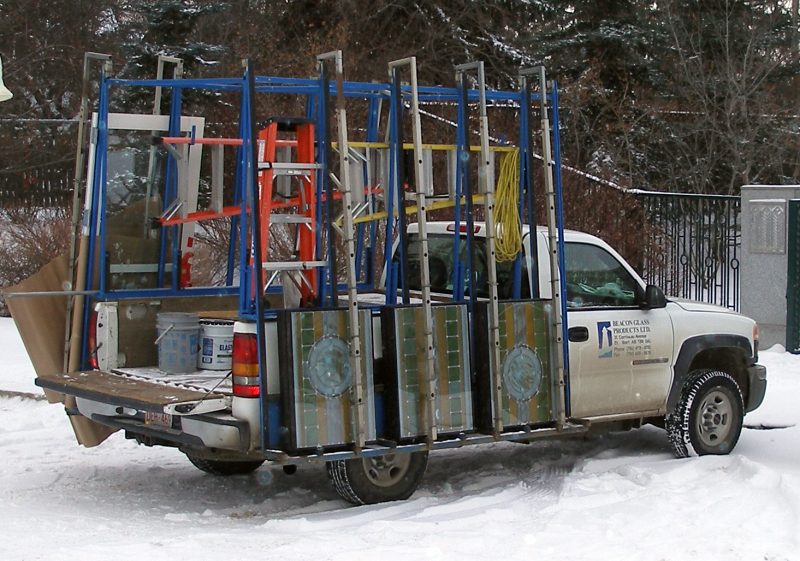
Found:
[596,319,652,359]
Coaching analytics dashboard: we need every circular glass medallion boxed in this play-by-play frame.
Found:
[305,336,352,397]
[502,345,543,402]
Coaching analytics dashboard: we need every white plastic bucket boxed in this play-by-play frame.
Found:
[156,312,200,374]
[197,319,234,371]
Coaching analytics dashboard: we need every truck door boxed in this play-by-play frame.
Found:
[560,241,674,418]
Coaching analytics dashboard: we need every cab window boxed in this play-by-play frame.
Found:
[564,242,640,308]
[406,234,531,299]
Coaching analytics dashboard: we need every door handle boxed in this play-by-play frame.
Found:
[568,326,589,343]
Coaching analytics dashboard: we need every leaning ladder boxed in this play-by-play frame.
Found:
[521,66,567,430]
[388,56,439,444]
[455,61,504,436]
[318,50,368,451]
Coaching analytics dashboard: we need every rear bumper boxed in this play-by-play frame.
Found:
[36,372,250,452]
[72,396,251,451]
[746,364,767,412]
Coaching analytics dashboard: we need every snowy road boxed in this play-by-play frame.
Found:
[1,317,799,561]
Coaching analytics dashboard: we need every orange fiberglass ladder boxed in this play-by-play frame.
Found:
[158,117,324,303]
[257,117,322,305]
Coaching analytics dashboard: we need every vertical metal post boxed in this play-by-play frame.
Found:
[236,80,251,315]
[317,50,367,451]
[550,80,571,416]
[520,66,566,429]
[66,52,111,373]
[389,57,437,443]
[519,79,540,299]
[390,68,411,305]
[383,82,398,304]
[787,199,800,353]
[96,78,112,297]
[456,61,503,435]
[455,75,475,306]
[244,60,269,450]
[319,66,338,306]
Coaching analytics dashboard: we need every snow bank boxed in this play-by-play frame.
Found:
[1,323,799,560]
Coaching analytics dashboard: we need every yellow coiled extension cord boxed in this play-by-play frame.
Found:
[493,148,522,262]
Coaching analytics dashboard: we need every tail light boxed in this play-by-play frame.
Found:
[87,309,99,370]
[232,330,260,397]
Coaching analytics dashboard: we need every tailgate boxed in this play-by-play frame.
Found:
[35,370,225,412]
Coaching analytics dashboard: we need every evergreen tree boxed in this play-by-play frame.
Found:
[118,0,227,80]
[520,0,665,184]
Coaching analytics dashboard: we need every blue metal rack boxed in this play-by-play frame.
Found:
[79,60,569,385]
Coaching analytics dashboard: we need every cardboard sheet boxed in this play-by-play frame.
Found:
[5,254,117,447]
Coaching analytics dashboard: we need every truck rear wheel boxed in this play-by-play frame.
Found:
[185,454,265,476]
[327,451,428,505]
[666,369,744,458]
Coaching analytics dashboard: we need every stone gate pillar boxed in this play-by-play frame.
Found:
[741,185,800,349]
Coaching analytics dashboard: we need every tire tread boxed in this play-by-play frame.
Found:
[326,452,428,505]
[666,369,743,458]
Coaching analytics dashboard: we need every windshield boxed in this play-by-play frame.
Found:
[405,234,530,299]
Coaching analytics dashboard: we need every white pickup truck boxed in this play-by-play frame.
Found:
[399,222,765,455]
[32,221,766,505]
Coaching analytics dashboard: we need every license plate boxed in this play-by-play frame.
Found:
[144,411,173,428]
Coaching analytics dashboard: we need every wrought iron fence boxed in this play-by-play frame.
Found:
[633,191,741,311]
[0,163,74,208]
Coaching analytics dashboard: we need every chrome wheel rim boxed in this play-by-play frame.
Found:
[696,389,733,448]
[363,453,411,488]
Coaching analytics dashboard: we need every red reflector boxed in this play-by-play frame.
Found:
[232,331,260,398]
[446,223,481,233]
[233,384,261,398]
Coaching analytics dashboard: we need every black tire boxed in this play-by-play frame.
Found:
[185,454,265,476]
[327,451,428,505]
[666,369,744,458]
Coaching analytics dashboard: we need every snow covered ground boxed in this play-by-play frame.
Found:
[0,316,798,561]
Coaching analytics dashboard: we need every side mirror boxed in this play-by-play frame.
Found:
[642,284,667,309]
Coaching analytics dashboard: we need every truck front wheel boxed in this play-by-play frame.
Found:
[327,451,428,505]
[185,453,265,476]
[666,369,744,458]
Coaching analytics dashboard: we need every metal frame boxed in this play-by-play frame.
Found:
[75,57,572,455]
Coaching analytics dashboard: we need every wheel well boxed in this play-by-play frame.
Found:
[688,347,749,404]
